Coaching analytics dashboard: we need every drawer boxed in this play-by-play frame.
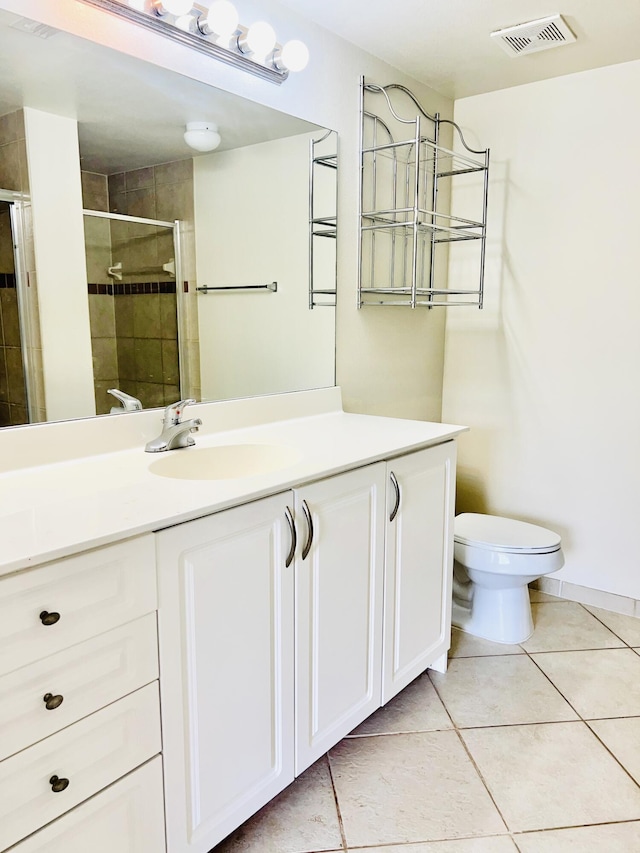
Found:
[0,535,156,676]
[0,613,159,761]
[0,681,161,851]
[6,756,165,853]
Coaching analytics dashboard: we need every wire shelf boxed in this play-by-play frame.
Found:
[358,78,490,309]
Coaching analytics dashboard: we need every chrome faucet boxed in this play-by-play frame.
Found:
[145,399,202,453]
[108,388,143,413]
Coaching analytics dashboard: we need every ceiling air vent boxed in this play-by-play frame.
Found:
[490,14,576,57]
[9,16,59,39]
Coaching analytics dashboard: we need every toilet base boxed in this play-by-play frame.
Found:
[452,584,534,645]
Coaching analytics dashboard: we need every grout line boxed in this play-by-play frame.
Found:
[577,601,638,648]
[427,669,511,834]
[517,626,640,795]
[325,752,349,852]
[451,725,511,834]
[512,817,640,838]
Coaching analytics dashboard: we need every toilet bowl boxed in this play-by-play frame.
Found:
[452,513,564,644]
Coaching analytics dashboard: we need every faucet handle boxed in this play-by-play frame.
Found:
[163,399,196,426]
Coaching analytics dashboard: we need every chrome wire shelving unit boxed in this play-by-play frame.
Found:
[309,129,338,308]
[358,78,489,308]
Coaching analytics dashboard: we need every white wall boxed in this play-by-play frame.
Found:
[0,0,454,421]
[23,107,96,420]
[443,59,640,598]
[194,133,334,401]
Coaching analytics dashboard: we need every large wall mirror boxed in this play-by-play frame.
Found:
[0,8,337,429]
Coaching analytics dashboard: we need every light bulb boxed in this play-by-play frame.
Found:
[154,0,193,16]
[184,122,221,152]
[174,14,196,32]
[246,21,277,57]
[200,0,238,36]
[280,39,309,72]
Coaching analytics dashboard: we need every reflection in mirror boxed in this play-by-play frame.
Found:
[0,195,28,427]
[0,8,337,429]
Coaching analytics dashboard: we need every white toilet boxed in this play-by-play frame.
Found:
[452,513,564,644]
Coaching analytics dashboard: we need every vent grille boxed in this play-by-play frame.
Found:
[491,14,576,57]
[9,17,59,39]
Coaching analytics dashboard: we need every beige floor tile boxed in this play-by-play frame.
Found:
[430,655,577,728]
[212,757,343,853]
[350,672,453,736]
[461,721,640,832]
[348,835,518,853]
[521,602,625,653]
[584,605,640,646]
[588,717,640,782]
[515,821,640,851]
[329,731,506,847]
[348,837,519,852]
[450,627,524,658]
[532,648,640,718]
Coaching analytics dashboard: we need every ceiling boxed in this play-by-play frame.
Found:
[279,0,640,99]
[0,9,316,174]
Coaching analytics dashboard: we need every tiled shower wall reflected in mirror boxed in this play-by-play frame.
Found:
[82,161,198,415]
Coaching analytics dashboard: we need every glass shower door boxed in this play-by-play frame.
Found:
[83,210,183,415]
[0,197,29,427]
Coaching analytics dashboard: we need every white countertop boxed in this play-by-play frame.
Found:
[0,390,466,576]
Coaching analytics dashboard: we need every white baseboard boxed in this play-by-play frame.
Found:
[532,577,638,617]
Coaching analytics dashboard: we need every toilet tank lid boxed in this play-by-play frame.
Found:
[454,513,562,553]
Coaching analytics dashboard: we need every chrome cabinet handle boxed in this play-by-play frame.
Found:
[285,506,297,567]
[389,471,401,522]
[39,611,60,626]
[301,500,314,560]
[49,775,69,793]
[43,693,64,711]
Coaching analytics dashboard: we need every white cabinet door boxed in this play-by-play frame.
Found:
[295,464,386,774]
[383,442,456,704]
[157,493,295,853]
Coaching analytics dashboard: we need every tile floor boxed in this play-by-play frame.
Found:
[212,592,640,852]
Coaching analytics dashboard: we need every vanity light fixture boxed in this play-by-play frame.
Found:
[184,121,221,151]
[78,0,309,84]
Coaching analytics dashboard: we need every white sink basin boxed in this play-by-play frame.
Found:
[148,444,300,480]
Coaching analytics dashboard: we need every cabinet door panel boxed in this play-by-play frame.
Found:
[383,443,456,703]
[295,464,386,774]
[157,493,294,853]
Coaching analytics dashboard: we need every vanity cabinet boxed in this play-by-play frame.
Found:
[383,442,456,703]
[157,448,453,853]
[0,535,163,853]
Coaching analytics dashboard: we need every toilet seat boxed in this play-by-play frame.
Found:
[454,513,561,555]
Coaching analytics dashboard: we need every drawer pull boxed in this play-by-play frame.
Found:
[43,693,64,711]
[39,611,61,626]
[49,775,70,793]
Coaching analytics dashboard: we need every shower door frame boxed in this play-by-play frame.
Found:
[0,188,35,424]
[82,209,187,400]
